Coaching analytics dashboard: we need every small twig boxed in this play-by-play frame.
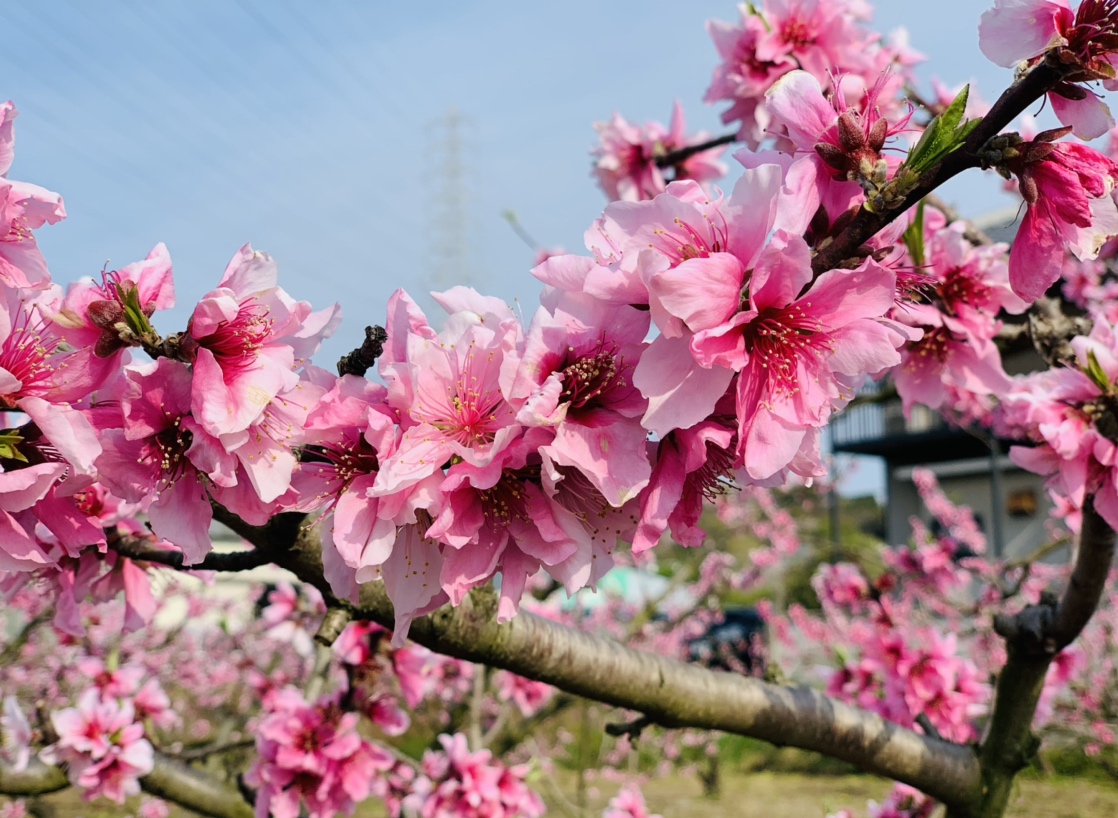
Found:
[468,665,488,752]
[381,742,421,772]
[916,713,943,742]
[1004,537,1072,570]
[0,610,50,665]
[303,642,334,701]
[336,325,388,378]
[480,705,511,749]
[656,132,738,168]
[923,193,994,246]
[502,210,542,252]
[175,738,256,762]
[604,714,654,739]
[525,738,587,818]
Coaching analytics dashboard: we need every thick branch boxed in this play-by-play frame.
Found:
[959,500,1117,818]
[255,514,981,807]
[993,500,1117,654]
[367,587,980,805]
[1053,501,1117,646]
[0,754,253,818]
[140,753,254,818]
[0,759,67,796]
[811,62,1067,274]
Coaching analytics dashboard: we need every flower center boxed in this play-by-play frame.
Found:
[560,341,627,412]
[0,302,56,408]
[744,304,830,396]
[195,300,274,374]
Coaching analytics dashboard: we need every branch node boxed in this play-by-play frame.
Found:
[337,325,388,378]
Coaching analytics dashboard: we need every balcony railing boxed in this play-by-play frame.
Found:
[831,384,949,448]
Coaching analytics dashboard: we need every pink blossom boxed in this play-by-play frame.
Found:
[704,1,911,146]
[633,399,742,552]
[765,70,913,201]
[137,796,171,818]
[44,689,154,804]
[980,0,1118,138]
[1,285,96,407]
[1005,317,1118,528]
[815,562,871,608]
[185,244,339,438]
[979,1,1075,69]
[373,289,522,497]
[604,784,662,818]
[892,304,1012,415]
[94,358,236,564]
[53,244,176,390]
[403,733,545,818]
[246,688,393,818]
[76,657,144,699]
[1003,132,1118,300]
[494,671,555,717]
[510,292,651,507]
[0,177,65,291]
[592,102,726,202]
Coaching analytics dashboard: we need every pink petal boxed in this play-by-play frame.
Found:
[634,334,734,436]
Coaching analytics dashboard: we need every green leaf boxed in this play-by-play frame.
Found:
[114,281,155,338]
[1085,349,1113,394]
[902,85,978,177]
[903,199,927,267]
[0,431,27,463]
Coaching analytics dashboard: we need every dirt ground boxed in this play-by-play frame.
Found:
[6,770,1118,817]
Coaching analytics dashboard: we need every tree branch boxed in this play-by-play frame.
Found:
[0,759,67,796]
[107,533,273,572]
[252,514,981,807]
[656,133,738,168]
[0,753,253,818]
[811,61,1068,275]
[957,499,1118,818]
[993,499,1117,654]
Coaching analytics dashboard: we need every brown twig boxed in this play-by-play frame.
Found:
[656,133,738,168]
[336,325,388,378]
[107,531,272,573]
[923,193,995,246]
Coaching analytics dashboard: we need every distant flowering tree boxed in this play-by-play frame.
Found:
[6,2,1118,818]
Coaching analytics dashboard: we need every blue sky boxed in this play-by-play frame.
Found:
[2,1,1053,496]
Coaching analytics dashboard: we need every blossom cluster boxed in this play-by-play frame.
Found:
[40,689,155,804]
[246,687,395,818]
[704,0,922,148]
[400,733,545,818]
[7,0,1118,813]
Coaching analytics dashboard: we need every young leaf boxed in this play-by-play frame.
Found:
[1085,349,1114,394]
[903,199,927,267]
[903,86,978,177]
